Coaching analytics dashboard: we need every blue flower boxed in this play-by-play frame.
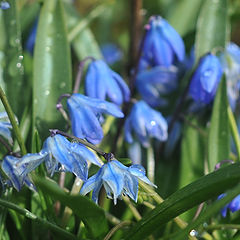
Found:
[218,194,240,217]
[189,53,223,104]
[124,100,168,147]
[25,19,38,55]
[0,1,10,10]
[0,112,13,144]
[141,16,185,68]
[42,134,102,180]
[67,93,124,144]
[101,43,123,65]
[136,65,178,107]
[85,60,130,105]
[220,42,240,110]
[80,159,156,204]
[1,152,47,191]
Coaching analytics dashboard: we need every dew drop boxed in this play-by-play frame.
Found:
[45,90,50,96]
[16,62,21,68]
[189,229,197,237]
[18,55,23,60]
[150,120,156,126]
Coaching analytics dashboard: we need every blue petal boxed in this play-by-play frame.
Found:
[85,62,99,98]
[128,164,157,188]
[229,194,240,213]
[161,18,185,62]
[71,93,124,118]
[0,2,10,10]
[0,122,13,144]
[124,117,134,143]
[124,173,138,202]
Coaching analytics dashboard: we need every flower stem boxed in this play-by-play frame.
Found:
[228,106,240,161]
[204,224,240,231]
[0,87,27,155]
[0,198,78,240]
[123,195,142,221]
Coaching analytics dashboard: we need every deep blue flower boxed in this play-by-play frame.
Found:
[1,152,47,191]
[124,100,168,147]
[0,1,10,9]
[67,93,124,144]
[136,66,178,107]
[220,42,240,110]
[85,60,130,105]
[101,43,123,65]
[218,193,240,217]
[80,159,156,204]
[0,112,13,144]
[42,134,102,180]
[26,19,38,55]
[189,53,223,104]
[140,15,185,68]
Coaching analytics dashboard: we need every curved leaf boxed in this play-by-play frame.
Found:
[33,176,108,239]
[33,0,72,138]
[124,163,240,240]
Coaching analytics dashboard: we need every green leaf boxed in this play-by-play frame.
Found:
[2,0,26,118]
[33,0,72,139]
[166,0,203,36]
[64,3,103,60]
[123,163,240,240]
[208,76,230,172]
[33,176,108,239]
[195,0,227,60]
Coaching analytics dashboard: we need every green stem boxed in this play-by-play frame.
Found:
[123,196,142,221]
[205,224,240,231]
[0,198,78,240]
[0,86,27,155]
[68,4,106,42]
[228,106,240,161]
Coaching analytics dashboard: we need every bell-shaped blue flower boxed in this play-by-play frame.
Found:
[189,53,223,104]
[85,60,130,105]
[101,43,123,65]
[0,1,10,10]
[136,66,178,107]
[124,100,168,147]
[42,134,102,180]
[141,16,185,67]
[1,152,47,191]
[220,42,240,110]
[0,112,14,144]
[218,193,240,217]
[67,93,124,144]
[80,159,156,204]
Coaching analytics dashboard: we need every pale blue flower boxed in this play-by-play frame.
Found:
[124,101,168,147]
[0,1,10,9]
[80,159,156,204]
[220,42,240,110]
[136,66,178,107]
[1,152,47,191]
[101,43,123,65]
[189,53,222,104]
[42,134,102,180]
[0,112,13,144]
[85,60,130,105]
[218,193,240,218]
[141,15,185,67]
[67,93,124,144]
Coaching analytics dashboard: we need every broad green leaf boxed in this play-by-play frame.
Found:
[34,176,108,239]
[123,163,240,240]
[208,77,230,172]
[166,0,203,36]
[2,0,26,118]
[195,0,227,61]
[33,0,72,138]
[64,3,102,60]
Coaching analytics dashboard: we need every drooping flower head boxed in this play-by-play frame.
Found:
[189,53,223,104]
[42,134,102,180]
[0,112,13,144]
[124,100,168,147]
[0,1,10,10]
[136,65,178,107]
[85,60,130,105]
[67,93,124,144]
[140,15,185,68]
[80,159,156,204]
[220,42,240,110]
[218,193,240,218]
